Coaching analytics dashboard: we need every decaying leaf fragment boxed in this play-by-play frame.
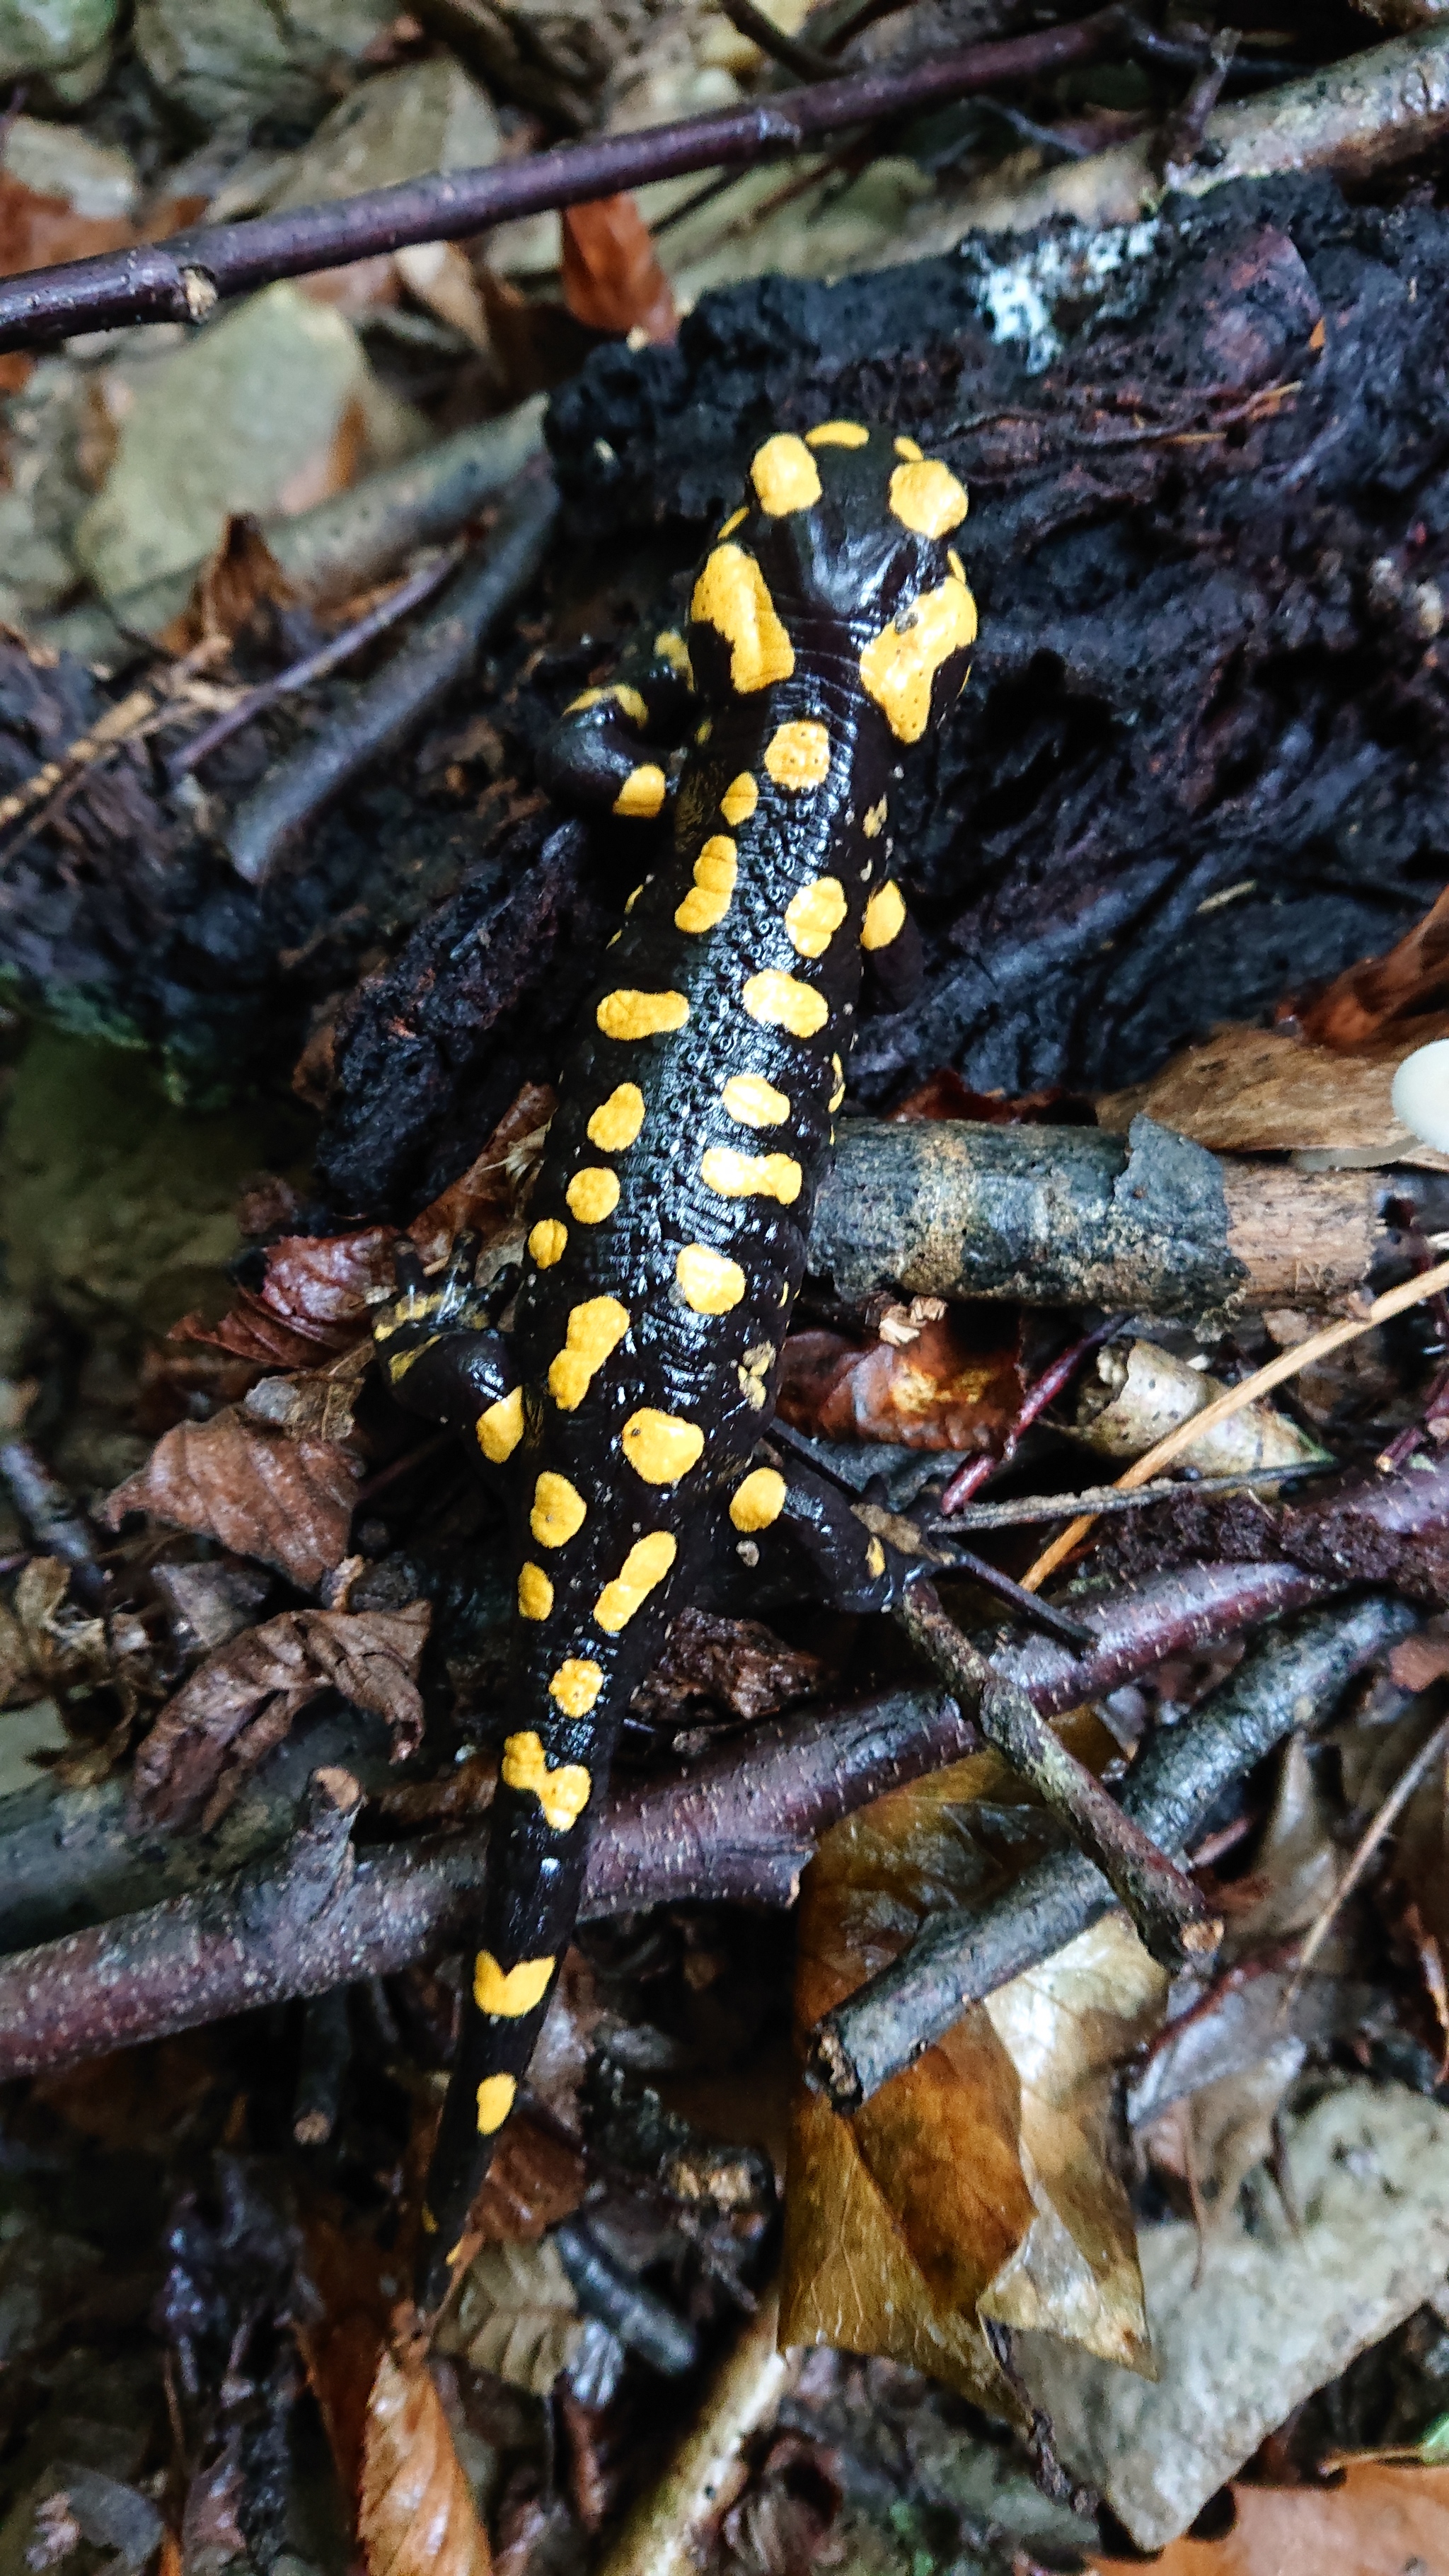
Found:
[1097,1019,1449,1168]
[778,1313,1023,1451]
[129,1599,430,1831]
[561,195,675,343]
[436,2236,586,2396]
[104,1410,362,1590]
[782,1725,1167,2415]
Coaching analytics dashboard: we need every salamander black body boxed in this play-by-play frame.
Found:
[381,422,977,2313]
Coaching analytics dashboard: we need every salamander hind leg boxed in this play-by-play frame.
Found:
[373,1236,518,1435]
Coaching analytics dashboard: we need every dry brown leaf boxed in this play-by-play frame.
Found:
[162,511,300,653]
[781,1726,1165,2414]
[360,2338,492,2576]
[294,2210,391,2518]
[560,195,676,342]
[777,1316,1023,1451]
[129,1600,430,1831]
[1092,2461,1449,2575]
[436,2238,585,2395]
[1302,880,1449,1049]
[1096,1020,1449,1168]
[104,1410,362,1590]
[408,1081,555,1265]
[242,1340,375,1445]
[471,2110,587,2244]
[0,170,134,280]
[630,1606,828,1726]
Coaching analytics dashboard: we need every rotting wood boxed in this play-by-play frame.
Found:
[814,1117,1380,1321]
[592,2291,797,2576]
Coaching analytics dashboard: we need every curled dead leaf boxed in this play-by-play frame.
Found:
[782,1722,1166,2412]
[129,1599,430,1832]
[778,1316,1023,1451]
[560,195,675,343]
[1096,1020,1449,1168]
[104,1410,362,1590]
[1301,880,1449,1051]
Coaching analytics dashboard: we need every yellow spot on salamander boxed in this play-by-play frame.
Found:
[889,458,967,539]
[478,1385,524,1464]
[859,574,977,744]
[720,773,759,827]
[502,1730,592,1828]
[548,1294,630,1410]
[702,1146,802,1204]
[566,1167,620,1224]
[529,1217,567,1269]
[829,1053,845,1111]
[730,1466,787,1531]
[691,546,795,694]
[475,1951,555,2017]
[947,548,965,582]
[531,1471,587,1548]
[894,436,923,462]
[594,1529,678,1633]
[565,682,649,723]
[477,2073,516,2133]
[654,628,693,682]
[550,1657,604,1715]
[597,988,690,1041]
[613,764,666,819]
[862,880,907,950]
[518,1562,553,1621]
[624,882,645,912]
[722,1071,790,1127]
[751,432,822,515]
[785,875,848,958]
[867,1536,887,1576]
[421,2204,438,2233]
[862,797,887,839]
[587,1082,645,1151]
[717,507,748,539]
[743,968,829,1039]
[805,420,870,449]
[676,1243,746,1312]
[764,719,829,791]
[623,1408,705,1484]
[675,835,737,933]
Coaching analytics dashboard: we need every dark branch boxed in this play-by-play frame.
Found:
[0,1556,1332,2080]
[0,8,1139,352]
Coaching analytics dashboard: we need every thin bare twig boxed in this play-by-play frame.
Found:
[930,1459,1332,1535]
[717,0,837,82]
[168,545,463,786]
[1020,1256,1449,1593]
[0,7,1146,352]
[940,1317,1124,1514]
[1288,1703,1449,1996]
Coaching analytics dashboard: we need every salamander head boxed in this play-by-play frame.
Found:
[688,421,977,744]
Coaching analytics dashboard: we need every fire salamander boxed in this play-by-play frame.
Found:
[376,420,977,2313]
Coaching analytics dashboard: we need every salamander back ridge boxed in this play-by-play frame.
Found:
[376,420,977,2316]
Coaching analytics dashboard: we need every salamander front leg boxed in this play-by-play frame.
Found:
[373,1236,519,1437]
[537,621,697,823]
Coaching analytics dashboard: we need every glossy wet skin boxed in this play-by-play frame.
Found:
[416,423,976,2300]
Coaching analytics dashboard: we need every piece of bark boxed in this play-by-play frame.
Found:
[1073,1340,1327,1477]
[1097,1021,1449,1173]
[813,1117,1378,1321]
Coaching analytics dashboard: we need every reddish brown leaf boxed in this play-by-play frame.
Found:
[889,1067,1083,1124]
[171,1288,357,1370]
[293,2210,392,2519]
[1300,880,1449,1050]
[471,2110,587,2243]
[0,171,134,279]
[130,1601,430,1831]
[104,1410,361,1589]
[257,1226,400,1334]
[161,511,299,653]
[777,1314,1022,1450]
[410,1081,555,1265]
[359,2335,493,2576]
[560,195,676,342]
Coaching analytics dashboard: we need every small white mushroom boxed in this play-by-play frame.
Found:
[1392,1039,1449,1153]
